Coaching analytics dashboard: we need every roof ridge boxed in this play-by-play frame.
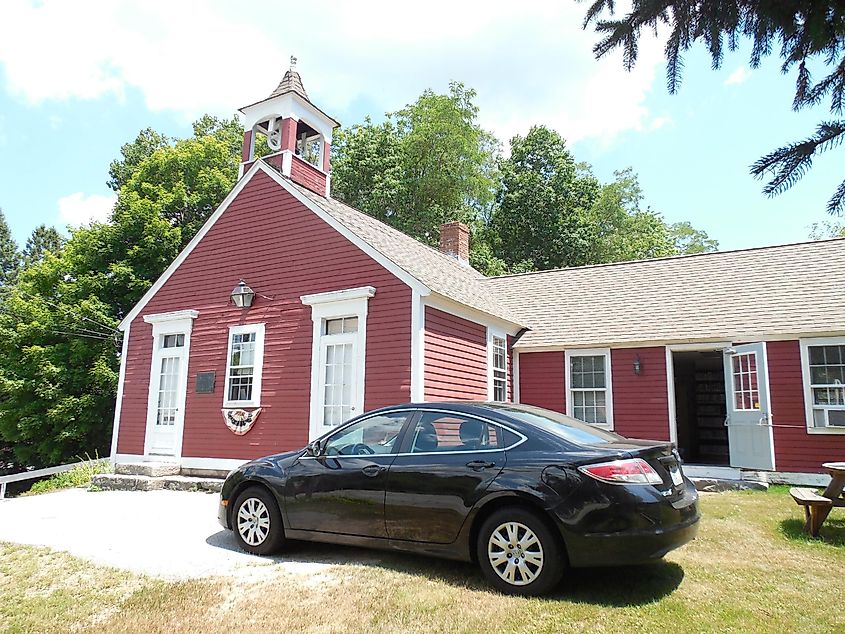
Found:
[485,236,845,281]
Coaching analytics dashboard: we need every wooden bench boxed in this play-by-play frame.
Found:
[790,487,834,537]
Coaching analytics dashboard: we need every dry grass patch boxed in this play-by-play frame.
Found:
[4,488,845,634]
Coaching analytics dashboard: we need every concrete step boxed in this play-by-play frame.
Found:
[92,473,223,494]
[114,462,180,477]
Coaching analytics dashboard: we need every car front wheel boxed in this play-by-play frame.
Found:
[232,486,285,555]
[477,507,564,596]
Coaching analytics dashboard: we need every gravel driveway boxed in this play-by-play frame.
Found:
[0,488,332,580]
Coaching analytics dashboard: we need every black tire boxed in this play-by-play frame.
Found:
[476,507,565,596]
[231,486,285,555]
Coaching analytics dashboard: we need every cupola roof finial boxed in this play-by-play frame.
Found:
[267,55,308,101]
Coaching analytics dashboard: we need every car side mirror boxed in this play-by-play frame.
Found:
[305,440,323,457]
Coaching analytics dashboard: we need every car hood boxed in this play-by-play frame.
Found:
[241,449,303,471]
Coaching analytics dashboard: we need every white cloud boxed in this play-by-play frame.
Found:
[57,192,116,226]
[648,115,671,131]
[725,66,751,86]
[0,0,666,145]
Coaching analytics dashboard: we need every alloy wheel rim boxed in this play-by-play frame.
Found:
[487,521,544,586]
[237,497,271,546]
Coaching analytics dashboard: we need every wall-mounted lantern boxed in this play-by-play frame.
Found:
[633,355,642,376]
[230,279,255,308]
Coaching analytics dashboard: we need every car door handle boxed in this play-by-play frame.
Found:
[466,460,496,471]
[361,464,386,477]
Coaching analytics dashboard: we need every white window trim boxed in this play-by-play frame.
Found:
[487,328,508,402]
[223,323,266,409]
[800,336,845,434]
[565,348,614,430]
[301,286,375,441]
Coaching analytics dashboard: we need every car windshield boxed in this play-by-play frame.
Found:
[494,405,623,445]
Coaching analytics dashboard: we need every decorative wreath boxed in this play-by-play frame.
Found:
[222,408,262,435]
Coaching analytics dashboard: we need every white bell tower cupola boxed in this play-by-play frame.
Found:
[238,57,339,196]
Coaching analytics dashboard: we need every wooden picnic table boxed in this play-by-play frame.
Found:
[790,462,845,537]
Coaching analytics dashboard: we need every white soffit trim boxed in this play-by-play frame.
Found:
[410,291,425,402]
[109,322,131,463]
[424,293,522,335]
[119,160,430,332]
[257,163,430,296]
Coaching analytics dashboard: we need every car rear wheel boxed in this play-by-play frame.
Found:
[232,486,285,555]
[477,507,564,596]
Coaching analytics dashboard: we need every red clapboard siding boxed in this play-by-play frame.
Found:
[424,307,487,400]
[611,347,670,441]
[518,351,565,413]
[769,340,845,473]
[117,170,411,460]
[290,156,327,195]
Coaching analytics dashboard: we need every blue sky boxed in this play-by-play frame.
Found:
[0,1,841,251]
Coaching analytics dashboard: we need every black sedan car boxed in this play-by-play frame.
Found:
[218,402,699,595]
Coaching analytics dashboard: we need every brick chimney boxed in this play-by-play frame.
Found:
[439,222,470,265]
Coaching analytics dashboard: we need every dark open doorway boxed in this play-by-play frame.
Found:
[673,350,729,465]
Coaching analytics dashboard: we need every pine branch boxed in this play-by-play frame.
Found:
[751,120,845,204]
[828,178,845,216]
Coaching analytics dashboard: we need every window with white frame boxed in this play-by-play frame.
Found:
[224,324,265,407]
[491,335,507,402]
[804,341,845,429]
[566,350,613,426]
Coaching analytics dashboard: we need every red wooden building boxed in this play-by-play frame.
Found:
[111,63,845,484]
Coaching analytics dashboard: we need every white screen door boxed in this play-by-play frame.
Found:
[146,333,188,456]
[723,343,775,470]
[315,317,363,436]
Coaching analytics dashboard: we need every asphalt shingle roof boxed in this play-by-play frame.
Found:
[483,239,845,349]
[285,177,523,325]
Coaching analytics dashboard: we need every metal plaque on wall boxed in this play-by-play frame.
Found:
[196,371,216,394]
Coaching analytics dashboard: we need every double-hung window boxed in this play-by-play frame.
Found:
[488,330,508,402]
[566,349,613,427]
[802,339,845,430]
[224,323,265,408]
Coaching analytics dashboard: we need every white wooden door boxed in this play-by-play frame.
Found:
[314,317,363,438]
[146,333,188,456]
[723,343,775,470]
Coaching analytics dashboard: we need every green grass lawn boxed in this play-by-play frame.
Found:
[2,487,843,634]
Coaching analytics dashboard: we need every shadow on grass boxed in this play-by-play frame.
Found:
[206,530,683,605]
[780,517,845,546]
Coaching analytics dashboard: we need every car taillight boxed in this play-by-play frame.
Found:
[579,458,663,485]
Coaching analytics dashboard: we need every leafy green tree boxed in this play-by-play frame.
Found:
[587,169,678,262]
[108,128,172,192]
[332,83,498,244]
[490,126,600,270]
[23,225,65,265]
[582,1,845,214]
[192,114,245,159]
[669,221,720,254]
[331,117,403,223]
[0,208,20,287]
[119,134,240,248]
[808,220,845,239]
[0,115,237,467]
[394,82,499,241]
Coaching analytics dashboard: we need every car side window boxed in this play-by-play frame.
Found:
[323,412,408,456]
[407,413,503,453]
